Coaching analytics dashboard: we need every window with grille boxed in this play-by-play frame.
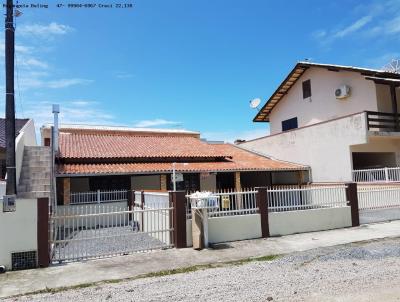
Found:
[11,251,37,270]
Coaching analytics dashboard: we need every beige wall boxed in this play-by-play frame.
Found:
[269,68,378,134]
[200,173,217,191]
[241,112,369,182]
[269,206,352,236]
[0,199,38,270]
[351,136,400,166]
[375,84,400,113]
[131,175,161,191]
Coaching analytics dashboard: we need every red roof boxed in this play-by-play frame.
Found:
[59,133,230,159]
[57,143,307,175]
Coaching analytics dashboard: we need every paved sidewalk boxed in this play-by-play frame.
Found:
[1,220,400,298]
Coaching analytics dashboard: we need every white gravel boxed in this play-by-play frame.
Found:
[5,237,400,302]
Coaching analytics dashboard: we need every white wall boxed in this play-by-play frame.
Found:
[241,112,368,182]
[16,119,37,186]
[0,199,38,270]
[269,68,378,134]
[269,206,352,236]
[186,214,262,246]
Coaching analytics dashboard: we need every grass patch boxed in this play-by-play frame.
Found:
[11,254,281,298]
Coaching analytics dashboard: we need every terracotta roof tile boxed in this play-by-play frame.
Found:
[57,144,307,175]
[59,133,230,159]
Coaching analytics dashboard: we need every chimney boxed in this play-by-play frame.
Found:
[52,104,60,153]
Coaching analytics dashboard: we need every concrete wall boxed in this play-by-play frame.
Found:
[269,68,378,135]
[0,199,38,270]
[241,112,368,182]
[269,206,352,236]
[16,119,37,186]
[131,175,161,191]
[186,214,262,246]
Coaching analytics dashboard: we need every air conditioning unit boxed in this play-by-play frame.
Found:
[335,85,351,99]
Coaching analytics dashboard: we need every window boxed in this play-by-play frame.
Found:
[302,79,311,99]
[282,117,298,132]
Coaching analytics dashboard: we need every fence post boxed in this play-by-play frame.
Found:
[97,189,101,204]
[127,190,133,223]
[385,167,389,182]
[256,187,269,238]
[346,182,360,227]
[37,197,50,268]
[169,191,187,248]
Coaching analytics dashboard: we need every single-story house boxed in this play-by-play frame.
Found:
[41,124,309,205]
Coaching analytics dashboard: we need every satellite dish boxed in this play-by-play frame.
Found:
[383,59,400,74]
[249,98,261,110]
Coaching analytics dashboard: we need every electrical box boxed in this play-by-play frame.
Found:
[3,195,16,212]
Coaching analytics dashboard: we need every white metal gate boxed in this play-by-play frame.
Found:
[358,184,400,224]
[50,192,173,262]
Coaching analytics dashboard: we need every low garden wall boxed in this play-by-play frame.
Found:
[0,199,38,270]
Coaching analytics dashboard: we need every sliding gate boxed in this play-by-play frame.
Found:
[50,192,173,263]
[358,184,400,224]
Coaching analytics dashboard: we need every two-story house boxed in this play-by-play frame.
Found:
[239,61,400,182]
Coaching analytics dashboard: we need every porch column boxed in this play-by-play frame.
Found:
[234,172,241,190]
[390,85,399,130]
[234,172,243,209]
[160,174,167,191]
[63,178,70,205]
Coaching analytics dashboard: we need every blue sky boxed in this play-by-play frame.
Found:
[1,0,400,141]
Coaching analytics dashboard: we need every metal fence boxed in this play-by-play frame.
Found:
[186,188,258,218]
[267,185,348,212]
[352,167,400,183]
[358,184,400,210]
[51,202,173,262]
[70,190,128,204]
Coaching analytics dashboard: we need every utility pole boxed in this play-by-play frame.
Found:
[5,0,16,196]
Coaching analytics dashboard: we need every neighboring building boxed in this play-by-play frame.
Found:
[240,62,400,182]
[41,124,309,205]
[0,118,30,179]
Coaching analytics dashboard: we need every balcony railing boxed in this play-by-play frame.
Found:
[353,167,400,183]
[366,111,400,132]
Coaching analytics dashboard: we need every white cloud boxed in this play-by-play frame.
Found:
[333,16,372,38]
[115,72,133,79]
[133,119,182,128]
[20,58,48,69]
[18,22,73,37]
[18,77,93,90]
[21,100,118,134]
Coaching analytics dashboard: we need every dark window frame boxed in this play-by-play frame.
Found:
[281,117,298,132]
[302,79,311,99]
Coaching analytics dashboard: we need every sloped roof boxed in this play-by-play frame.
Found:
[57,143,307,176]
[0,118,30,149]
[59,133,231,160]
[254,61,400,122]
